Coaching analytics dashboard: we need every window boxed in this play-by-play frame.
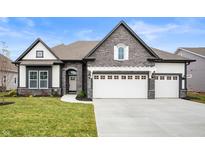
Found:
[29,71,38,89]
[173,76,178,80]
[36,50,44,58]
[70,76,76,80]
[107,75,112,79]
[135,75,140,80]
[160,76,165,80]
[167,76,172,80]
[121,75,126,80]
[114,75,119,79]
[114,43,128,60]
[141,76,146,80]
[94,75,99,79]
[39,71,48,89]
[3,76,6,83]
[118,47,124,60]
[128,76,132,79]
[100,75,105,79]
[14,77,17,84]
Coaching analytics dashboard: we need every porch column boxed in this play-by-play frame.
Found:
[62,69,66,95]
[148,71,155,99]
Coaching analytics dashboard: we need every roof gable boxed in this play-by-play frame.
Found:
[15,38,61,62]
[85,21,160,59]
[0,54,17,72]
[177,48,205,59]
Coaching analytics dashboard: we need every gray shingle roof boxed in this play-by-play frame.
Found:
[52,41,191,61]
[151,48,191,60]
[180,47,205,57]
[52,41,99,60]
[0,54,17,72]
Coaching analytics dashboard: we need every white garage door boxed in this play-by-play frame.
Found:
[93,74,148,98]
[155,75,179,98]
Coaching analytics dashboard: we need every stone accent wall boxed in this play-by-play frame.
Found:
[17,87,61,96]
[62,62,83,95]
[179,89,187,98]
[148,78,155,99]
[87,25,155,67]
[86,25,155,98]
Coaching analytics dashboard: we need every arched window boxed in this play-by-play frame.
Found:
[114,43,128,60]
[118,47,124,59]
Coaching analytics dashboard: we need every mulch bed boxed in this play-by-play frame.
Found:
[0,102,15,106]
[76,97,92,101]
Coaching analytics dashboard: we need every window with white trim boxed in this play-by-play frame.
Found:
[29,71,38,89]
[39,71,48,89]
[114,43,129,61]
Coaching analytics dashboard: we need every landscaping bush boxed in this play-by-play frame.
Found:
[76,90,87,100]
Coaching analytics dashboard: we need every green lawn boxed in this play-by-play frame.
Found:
[187,92,205,104]
[0,96,97,137]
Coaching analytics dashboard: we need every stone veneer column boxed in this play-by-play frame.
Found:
[62,69,66,95]
[148,78,155,99]
[179,89,187,98]
[87,71,93,99]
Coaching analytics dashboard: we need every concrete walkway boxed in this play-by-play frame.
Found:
[94,99,205,137]
[61,94,92,104]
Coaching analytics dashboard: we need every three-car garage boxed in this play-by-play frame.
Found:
[92,73,180,99]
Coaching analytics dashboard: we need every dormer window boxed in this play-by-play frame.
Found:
[114,43,129,61]
[36,50,44,58]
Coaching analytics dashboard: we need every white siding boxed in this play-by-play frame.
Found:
[23,42,56,60]
[0,72,18,90]
[52,65,60,87]
[19,65,26,87]
[155,63,185,76]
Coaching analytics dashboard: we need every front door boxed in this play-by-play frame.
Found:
[69,76,77,92]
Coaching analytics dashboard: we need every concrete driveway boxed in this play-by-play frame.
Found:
[93,99,205,137]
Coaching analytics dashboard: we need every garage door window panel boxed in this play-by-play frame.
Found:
[141,76,146,80]
[108,75,112,79]
[173,76,178,80]
[100,75,105,80]
[121,75,126,80]
[167,76,172,80]
[94,75,99,79]
[114,75,119,79]
[160,76,165,80]
[135,76,140,80]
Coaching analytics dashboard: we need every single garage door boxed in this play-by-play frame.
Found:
[155,75,179,98]
[93,74,148,98]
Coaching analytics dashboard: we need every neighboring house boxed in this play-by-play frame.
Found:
[14,21,194,99]
[176,48,205,92]
[0,54,18,91]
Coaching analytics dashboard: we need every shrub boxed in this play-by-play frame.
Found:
[76,90,86,99]
[4,89,17,97]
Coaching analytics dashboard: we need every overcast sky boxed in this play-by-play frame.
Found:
[0,17,205,60]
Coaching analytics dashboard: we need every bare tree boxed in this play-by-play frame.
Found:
[0,41,12,102]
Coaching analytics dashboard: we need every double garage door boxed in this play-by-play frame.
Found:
[93,74,179,98]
